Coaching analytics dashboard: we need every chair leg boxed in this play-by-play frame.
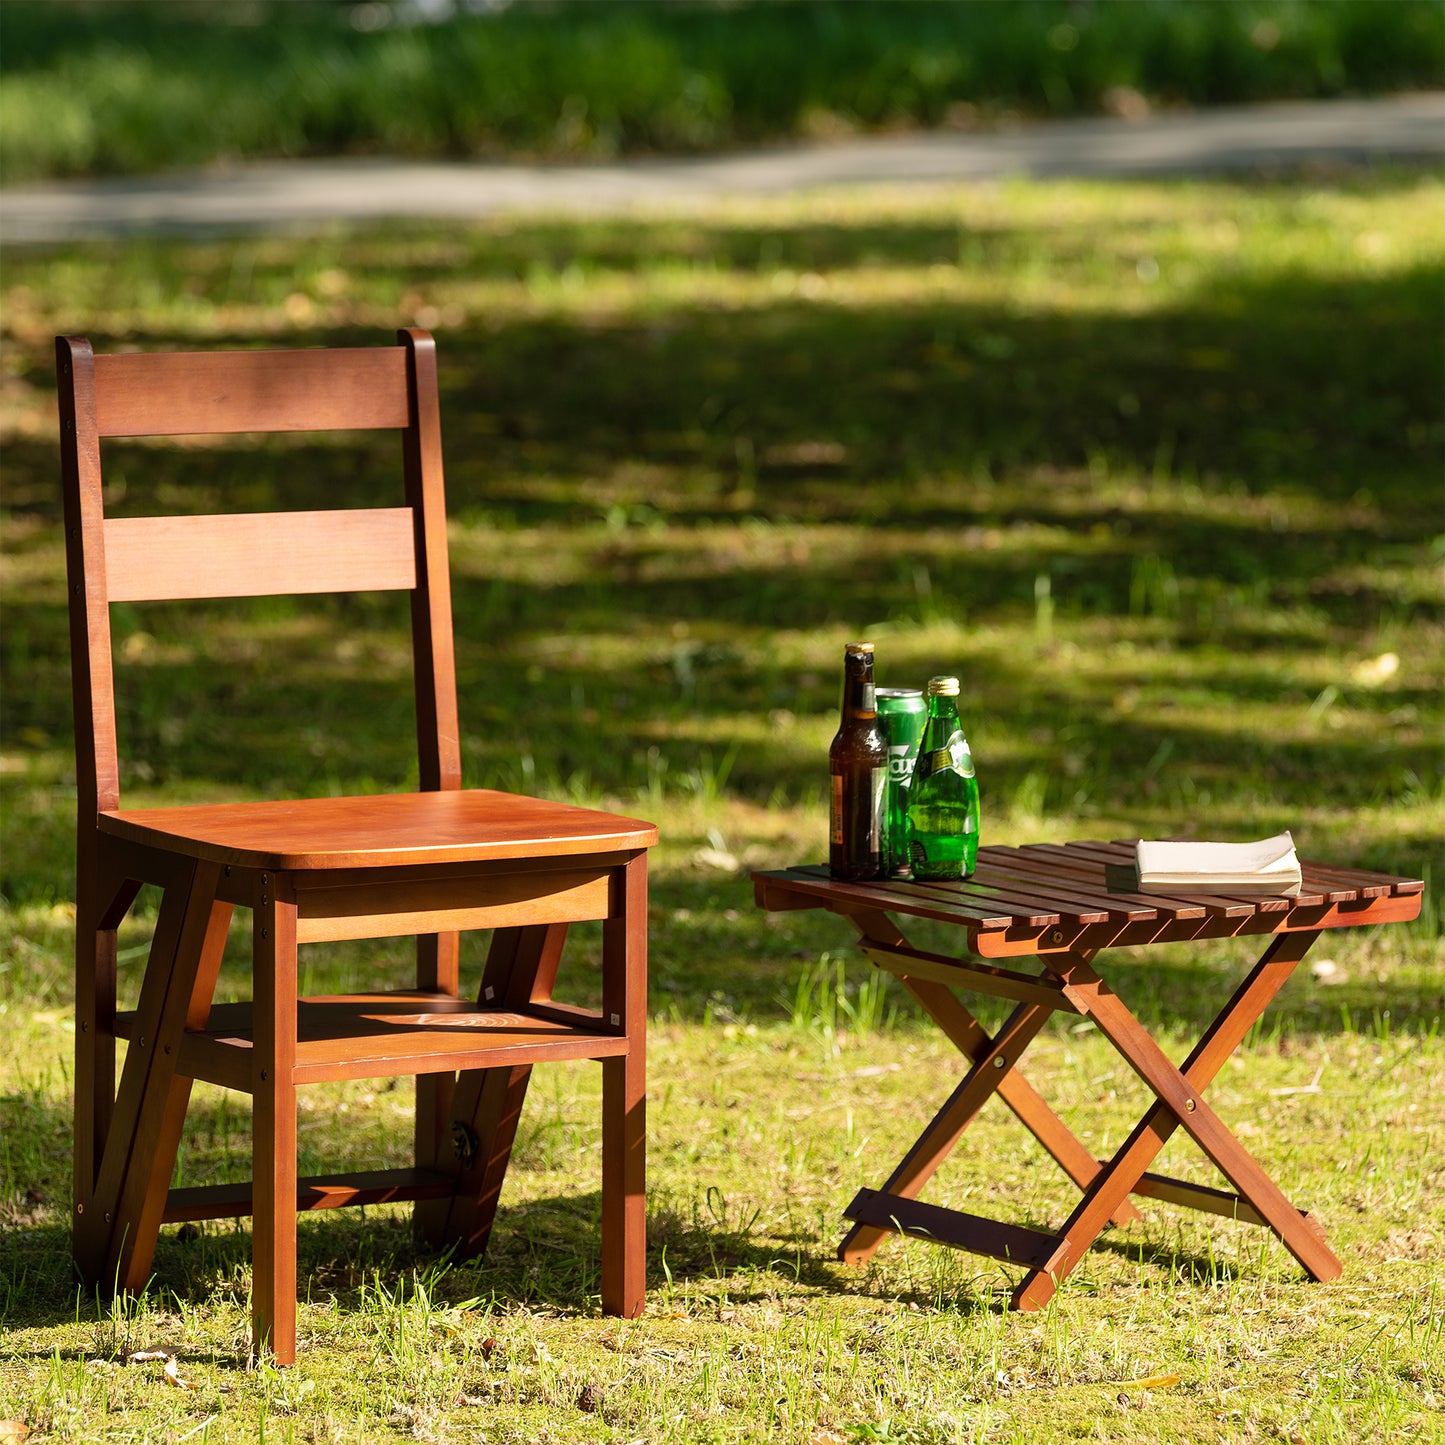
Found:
[417,924,566,1252]
[252,875,299,1364]
[601,1051,645,1317]
[99,863,231,1293]
[73,854,142,1272]
[414,930,460,1230]
[72,900,122,1282]
[74,906,115,1243]
[601,856,647,1318]
[431,1063,534,1257]
[76,862,200,1282]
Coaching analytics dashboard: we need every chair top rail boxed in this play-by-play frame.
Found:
[93,347,412,437]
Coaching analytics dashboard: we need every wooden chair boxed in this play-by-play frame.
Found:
[58,330,655,1364]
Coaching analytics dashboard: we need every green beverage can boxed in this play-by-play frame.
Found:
[876,687,926,877]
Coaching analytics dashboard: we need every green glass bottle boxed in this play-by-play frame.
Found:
[906,676,979,880]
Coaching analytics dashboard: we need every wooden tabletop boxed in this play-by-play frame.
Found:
[754,840,1424,959]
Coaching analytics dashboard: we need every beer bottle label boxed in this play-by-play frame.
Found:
[830,774,845,846]
[861,683,876,711]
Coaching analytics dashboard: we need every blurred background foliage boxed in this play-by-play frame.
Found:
[1,0,1442,183]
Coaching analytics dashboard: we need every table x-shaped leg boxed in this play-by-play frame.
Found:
[1012,927,1339,1310]
[836,908,1139,1270]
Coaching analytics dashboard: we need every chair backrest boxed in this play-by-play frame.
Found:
[56,329,461,829]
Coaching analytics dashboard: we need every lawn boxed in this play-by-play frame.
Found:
[0,168,1442,1442]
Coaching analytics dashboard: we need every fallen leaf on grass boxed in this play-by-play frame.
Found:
[126,1348,195,1389]
[847,1063,903,1079]
[692,845,738,873]
[163,1356,195,1389]
[0,1422,30,1442]
[1118,1372,1180,1390]
[1270,1063,1325,1097]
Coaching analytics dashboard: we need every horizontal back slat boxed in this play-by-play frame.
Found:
[104,508,418,602]
[93,348,411,436]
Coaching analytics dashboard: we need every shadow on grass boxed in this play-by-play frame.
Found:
[3,255,1437,822]
[0,1191,1327,1346]
[0,1193,859,1341]
[2,191,1439,1033]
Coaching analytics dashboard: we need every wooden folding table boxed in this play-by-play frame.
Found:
[753,841,1422,1309]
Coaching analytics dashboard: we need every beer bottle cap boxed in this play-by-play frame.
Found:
[926,676,960,697]
[845,641,875,655]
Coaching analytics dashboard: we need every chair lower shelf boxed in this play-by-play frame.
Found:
[114,989,629,1089]
[163,1167,457,1223]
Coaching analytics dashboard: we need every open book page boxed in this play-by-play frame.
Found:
[1134,831,1302,895]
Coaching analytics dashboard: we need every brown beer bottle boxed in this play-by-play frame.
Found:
[829,642,888,880]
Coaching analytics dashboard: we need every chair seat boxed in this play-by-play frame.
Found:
[99,788,658,870]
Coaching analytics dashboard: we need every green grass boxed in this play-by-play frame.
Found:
[1,168,1442,1441]
[1,0,1442,183]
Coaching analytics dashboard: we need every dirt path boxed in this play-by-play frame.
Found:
[2,93,1440,244]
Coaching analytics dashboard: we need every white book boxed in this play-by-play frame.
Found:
[1134,831,1302,896]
